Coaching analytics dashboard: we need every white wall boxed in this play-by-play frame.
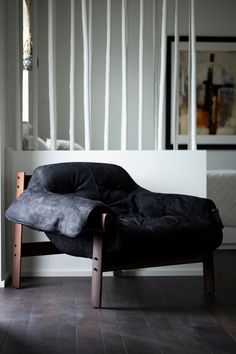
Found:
[207,151,236,170]
[168,0,236,36]
[5,0,21,150]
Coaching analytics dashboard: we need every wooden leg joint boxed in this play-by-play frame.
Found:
[203,251,215,295]
[12,223,23,289]
[91,233,103,308]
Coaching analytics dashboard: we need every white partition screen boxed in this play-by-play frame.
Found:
[19,0,197,152]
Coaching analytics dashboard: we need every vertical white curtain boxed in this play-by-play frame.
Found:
[189,0,197,150]
[32,0,38,150]
[121,0,127,151]
[172,0,179,150]
[104,0,111,150]
[20,0,198,152]
[157,0,167,151]
[81,0,91,150]
[69,0,75,150]
[48,0,57,150]
[187,3,191,149]
[138,0,144,150]
[16,0,22,150]
[153,0,158,150]
[88,0,93,144]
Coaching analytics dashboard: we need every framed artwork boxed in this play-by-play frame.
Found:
[166,36,236,149]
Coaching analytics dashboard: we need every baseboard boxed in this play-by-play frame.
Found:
[0,280,6,288]
[123,267,202,276]
[0,273,9,288]
[21,264,203,277]
[219,244,236,250]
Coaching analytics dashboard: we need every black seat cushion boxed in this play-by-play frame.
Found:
[5,162,223,260]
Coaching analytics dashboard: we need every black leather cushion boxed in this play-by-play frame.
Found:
[6,162,223,259]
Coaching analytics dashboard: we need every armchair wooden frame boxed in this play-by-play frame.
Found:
[12,172,215,309]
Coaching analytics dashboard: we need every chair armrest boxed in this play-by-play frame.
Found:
[5,189,111,237]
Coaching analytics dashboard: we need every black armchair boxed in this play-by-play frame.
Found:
[6,162,223,308]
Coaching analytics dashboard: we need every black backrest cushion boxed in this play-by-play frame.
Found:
[28,162,138,202]
[86,163,137,204]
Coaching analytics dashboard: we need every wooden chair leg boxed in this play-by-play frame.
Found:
[203,251,215,295]
[91,232,103,308]
[12,223,23,288]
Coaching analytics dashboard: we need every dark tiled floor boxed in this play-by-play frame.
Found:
[0,250,236,353]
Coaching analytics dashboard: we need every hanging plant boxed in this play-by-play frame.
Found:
[23,0,33,71]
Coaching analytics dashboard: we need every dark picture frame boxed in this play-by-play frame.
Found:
[166,36,236,150]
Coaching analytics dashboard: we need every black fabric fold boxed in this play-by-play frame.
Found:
[6,189,109,237]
